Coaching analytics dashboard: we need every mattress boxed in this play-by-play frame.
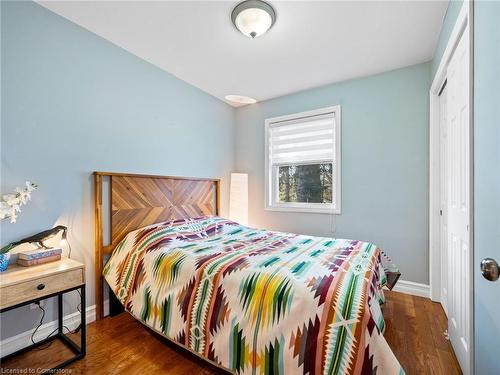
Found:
[103,216,403,374]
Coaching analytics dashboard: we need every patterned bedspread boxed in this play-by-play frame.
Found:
[103,216,403,375]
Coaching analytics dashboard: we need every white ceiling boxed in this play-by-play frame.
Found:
[38,1,448,107]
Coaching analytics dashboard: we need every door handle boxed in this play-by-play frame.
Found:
[480,258,499,282]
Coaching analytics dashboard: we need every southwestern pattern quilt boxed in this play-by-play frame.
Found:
[103,216,404,375]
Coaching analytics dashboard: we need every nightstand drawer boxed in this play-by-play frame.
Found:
[0,268,83,309]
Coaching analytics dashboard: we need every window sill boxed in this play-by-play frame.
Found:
[265,205,341,215]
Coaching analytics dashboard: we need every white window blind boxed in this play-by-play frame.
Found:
[268,112,336,165]
[265,106,341,214]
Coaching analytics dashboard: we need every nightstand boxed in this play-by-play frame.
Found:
[0,258,86,370]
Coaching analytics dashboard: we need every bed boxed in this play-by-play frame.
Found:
[94,172,403,375]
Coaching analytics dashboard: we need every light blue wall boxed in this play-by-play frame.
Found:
[0,0,459,345]
[431,0,464,77]
[235,63,431,284]
[473,1,500,373]
[0,1,234,339]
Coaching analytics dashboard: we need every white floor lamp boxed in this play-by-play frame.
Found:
[229,173,248,226]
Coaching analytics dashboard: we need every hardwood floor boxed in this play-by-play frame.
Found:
[1,291,461,374]
[382,291,462,375]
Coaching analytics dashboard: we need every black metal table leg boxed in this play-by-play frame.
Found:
[0,285,86,371]
[80,284,86,355]
[58,293,63,334]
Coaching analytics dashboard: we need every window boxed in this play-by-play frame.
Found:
[265,106,341,214]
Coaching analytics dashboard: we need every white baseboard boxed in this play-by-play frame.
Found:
[391,279,430,298]
[0,305,96,357]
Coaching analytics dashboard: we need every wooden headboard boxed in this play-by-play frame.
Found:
[94,171,220,319]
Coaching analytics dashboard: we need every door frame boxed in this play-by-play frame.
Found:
[429,1,473,373]
[437,83,448,316]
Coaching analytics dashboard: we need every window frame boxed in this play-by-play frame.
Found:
[264,105,342,214]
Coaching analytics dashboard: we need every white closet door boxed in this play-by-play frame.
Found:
[446,26,471,373]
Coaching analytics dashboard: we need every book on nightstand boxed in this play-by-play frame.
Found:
[17,247,63,261]
[17,254,62,267]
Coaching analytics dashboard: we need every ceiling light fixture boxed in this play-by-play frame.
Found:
[231,0,276,39]
[225,95,257,105]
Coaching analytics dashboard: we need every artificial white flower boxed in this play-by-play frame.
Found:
[15,188,28,204]
[0,181,37,223]
[0,202,10,219]
[26,181,37,192]
[3,194,20,206]
[9,207,18,223]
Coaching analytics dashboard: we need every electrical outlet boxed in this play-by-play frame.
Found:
[30,300,44,310]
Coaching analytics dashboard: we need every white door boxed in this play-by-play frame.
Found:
[474,2,500,373]
[439,85,448,316]
[446,27,471,373]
